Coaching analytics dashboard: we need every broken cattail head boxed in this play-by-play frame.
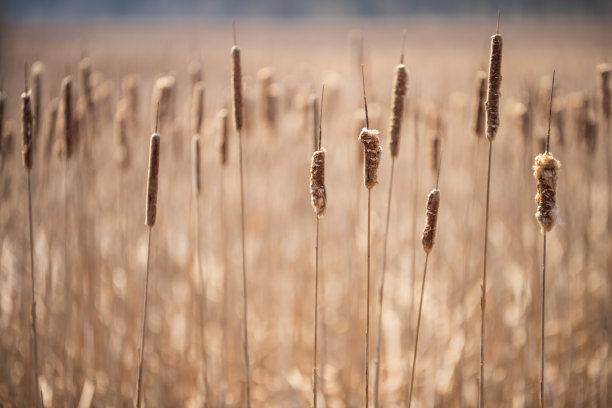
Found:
[533,152,561,233]
[310,149,327,217]
[389,63,408,158]
[217,108,229,165]
[191,134,201,197]
[485,33,503,141]
[231,46,243,132]
[145,133,161,227]
[358,128,382,189]
[421,189,441,253]
[21,90,34,171]
[474,70,487,137]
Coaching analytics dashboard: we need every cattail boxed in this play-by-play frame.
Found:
[145,133,161,227]
[310,149,326,216]
[473,71,487,137]
[258,67,273,122]
[421,189,440,253]
[31,61,44,139]
[59,76,74,159]
[584,114,597,153]
[151,75,176,133]
[0,90,5,148]
[44,98,59,157]
[114,100,130,169]
[597,63,611,121]
[191,81,205,136]
[485,32,503,141]
[231,46,243,132]
[358,129,382,189]
[533,152,561,233]
[189,60,203,89]
[79,58,93,107]
[389,64,408,157]
[21,90,34,171]
[217,108,229,166]
[192,134,201,197]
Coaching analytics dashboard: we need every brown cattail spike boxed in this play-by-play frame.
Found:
[114,100,130,169]
[359,129,382,189]
[192,134,201,197]
[485,27,503,141]
[310,149,327,217]
[389,63,408,157]
[21,90,34,171]
[145,133,161,227]
[597,63,611,121]
[474,71,487,137]
[192,82,205,136]
[31,61,44,139]
[59,76,73,159]
[231,45,243,132]
[217,108,229,165]
[421,189,440,253]
[533,153,560,233]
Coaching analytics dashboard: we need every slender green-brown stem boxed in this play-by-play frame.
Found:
[27,172,40,408]
[237,128,251,408]
[313,214,320,408]
[365,188,372,408]
[407,253,429,408]
[479,141,493,408]
[136,227,152,408]
[540,233,547,408]
[373,158,395,407]
[195,199,209,405]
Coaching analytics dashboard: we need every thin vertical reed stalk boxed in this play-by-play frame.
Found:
[374,34,408,407]
[231,23,251,408]
[136,227,152,408]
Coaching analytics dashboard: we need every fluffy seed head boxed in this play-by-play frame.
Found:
[21,91,34,171]
[358,128,382,189]
[191,81,205,136]
[231,46,243,131]
[421,189,441,253]
[533,152,561,233]
[217,108,229,165]
[310,149,327,217]
[473,70,487,137]
[485,33,503,141]
[597,63,611,120]
[145,133,161,227]
[389,64,408,157]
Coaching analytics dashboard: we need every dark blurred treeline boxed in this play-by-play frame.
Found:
[2,0,611,18]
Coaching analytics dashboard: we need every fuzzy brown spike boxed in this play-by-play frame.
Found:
[421,189,440,253]
[231,46,244,132]
[192,81,205,136]
[359,128,382,189]
[59,76,73,160]
[485,33,503,141]
[31,61,44,139]
[597,63,611,120]
[21,90,34,171]
[310,149,326,216]
[474,71,487,137]
[145,133,161,227]
[533,153,560,233]
[192,134,201,197]
[389,64,408,157]
[217,108,229,166]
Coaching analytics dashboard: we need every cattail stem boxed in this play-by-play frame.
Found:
[407,253,429,408]
[479,141,493,408]
[27,172,40,408]
[540,232,547,408]
[136,227,152,408]
[313,214,320,408]
[365,189,372,408]
[373,157,395,407]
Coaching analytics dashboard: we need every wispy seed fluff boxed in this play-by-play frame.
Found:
[485,33,503,141]
[421,189,440,253]
[310,149,327,216]
[388,64,408,158]
[359,128,382,189]
[145,133,161,227]
[533,153,561,233]
[231,46,244,132]
[21,90,34,171]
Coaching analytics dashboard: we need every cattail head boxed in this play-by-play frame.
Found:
[21,90,34,171]
[191,81,205,136]
[231,45,243,132]
[45,97,59,157]
[421,189,441,253]
[191,134,201,197]
[310,149,327,217]
[31,61,44,138]
[217,108,229,166]
[151,75,176,134]
[358,128,382,189]
[597,63,611,121]
[485,33,503,141]
[533,152,561,233]
[145,133,161,227]
[121,74,139,122]
[114,99,130,169]
[59,75,73,160]
[389,64,408,158]
[473,70,487,137]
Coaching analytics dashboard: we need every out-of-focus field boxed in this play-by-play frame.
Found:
[0,17,611,407]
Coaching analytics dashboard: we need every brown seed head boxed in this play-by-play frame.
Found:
[485,33,503,141]
[474,70,487,137]
[533,152,561,233]
[21,90,34,171]
[231,46,243,131]
[421,189,441,253]
[597,62,611,120]
[358,128,382,189]
[217,108,229,165]
[191,81,205,136]
[310,149,327,217]
[192,134,201,197]
[59,75,74,160]
[389,64,408,157]
[145,133,161,227]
